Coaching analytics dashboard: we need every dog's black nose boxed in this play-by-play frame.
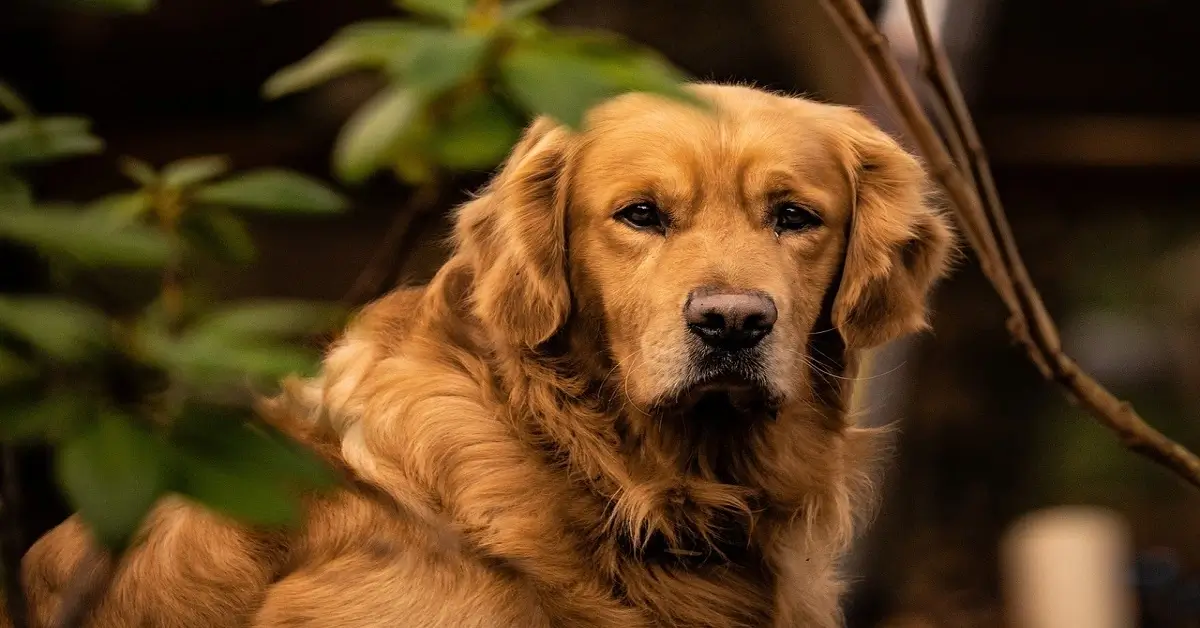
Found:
[684,288,777,351]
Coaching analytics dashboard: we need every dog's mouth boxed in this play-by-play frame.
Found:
[666,352,780,415]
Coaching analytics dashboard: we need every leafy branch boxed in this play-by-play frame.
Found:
[818,0,1200,489]
[1,80,349,626]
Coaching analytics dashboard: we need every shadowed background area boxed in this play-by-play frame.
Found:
[2,0,1199,625]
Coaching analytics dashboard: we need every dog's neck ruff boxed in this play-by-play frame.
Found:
[500,347,801,568]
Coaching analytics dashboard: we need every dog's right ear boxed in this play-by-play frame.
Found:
[454,117,573,350]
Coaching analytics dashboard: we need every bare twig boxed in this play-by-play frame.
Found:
[819,0,1200,489]
[902,5,971,183]
[52,546,113,628]
[902,0,1061,372]
[0,446,28,628]
[343,182,442,306]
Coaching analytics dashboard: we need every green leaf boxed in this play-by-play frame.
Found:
[161,155,231,188]
[59,0,157,13]
[502,14,551,40]
[168,406,334,526]
[143,328,320,387]
[0,296,110,362]
[0,170,32,211]
[194,170,347,214]
[499,35,703,128]
[397,0,473,23]
[0,205,172,268]
[395,31,489,94]
[179,207,256,265]
[246,424,338,490]
[0,117,104,166]
[264,21,443,99]
[119,157,159,186]
[432,91,523,169]
[188,301,345,343]
[0,81,31,118]
[502,0,560,20]
[57,411,167,549]
[0,394,87,442]
[175,343,320,384]
[82,192,152,226]
[172,451,302,526]
[333,86,427,184]
[0,348,35,386]
[172,406,335,488]
[393,151,438,185]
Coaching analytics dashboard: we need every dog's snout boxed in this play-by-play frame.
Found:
[684,288,778,351]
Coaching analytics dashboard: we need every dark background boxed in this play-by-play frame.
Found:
[3,0,1199,625]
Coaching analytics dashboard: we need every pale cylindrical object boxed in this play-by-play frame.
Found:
[1000,506,1136,628]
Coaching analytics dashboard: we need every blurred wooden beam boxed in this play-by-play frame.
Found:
[982,115,1200,167]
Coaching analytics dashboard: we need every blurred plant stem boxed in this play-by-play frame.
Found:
[153,188,185,328]
[343,181,441,306]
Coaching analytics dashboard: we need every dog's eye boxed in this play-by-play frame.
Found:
[616,202,665,232]
[775,203,822,233]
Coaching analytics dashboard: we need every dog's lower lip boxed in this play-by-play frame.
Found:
[676,369,778,410]
[691,374,756,394]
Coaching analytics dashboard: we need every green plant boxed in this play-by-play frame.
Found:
[0,81,349,553]
[265,0,703,185]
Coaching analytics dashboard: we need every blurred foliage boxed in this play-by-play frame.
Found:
[1,0,702,589]
[0,79,348,551]
[264,0,704,184]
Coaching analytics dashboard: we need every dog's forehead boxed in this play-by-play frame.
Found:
[574,87,852,212]
[585,90,831,155]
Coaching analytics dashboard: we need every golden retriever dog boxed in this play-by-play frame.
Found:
[8,83,953,627]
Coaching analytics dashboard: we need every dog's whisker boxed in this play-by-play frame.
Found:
[617,349,652,417]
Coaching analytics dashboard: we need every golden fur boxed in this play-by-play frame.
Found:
[5,84,953,627]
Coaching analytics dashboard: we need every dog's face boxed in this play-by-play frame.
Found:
[460,84,952,412]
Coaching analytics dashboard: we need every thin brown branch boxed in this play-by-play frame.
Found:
[817,0,1020,317]
[0,446,28,628]
[52,546,113,628]
[925,88,972,178]
[903,0,1061,369]
[902,5,971,180]
[818,0,1200,489]
[343,182,442,307]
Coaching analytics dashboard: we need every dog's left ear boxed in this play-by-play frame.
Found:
[455,117,574,350]
[830,109,955,350]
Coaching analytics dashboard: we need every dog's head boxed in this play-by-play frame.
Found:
[457,84,952,413]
